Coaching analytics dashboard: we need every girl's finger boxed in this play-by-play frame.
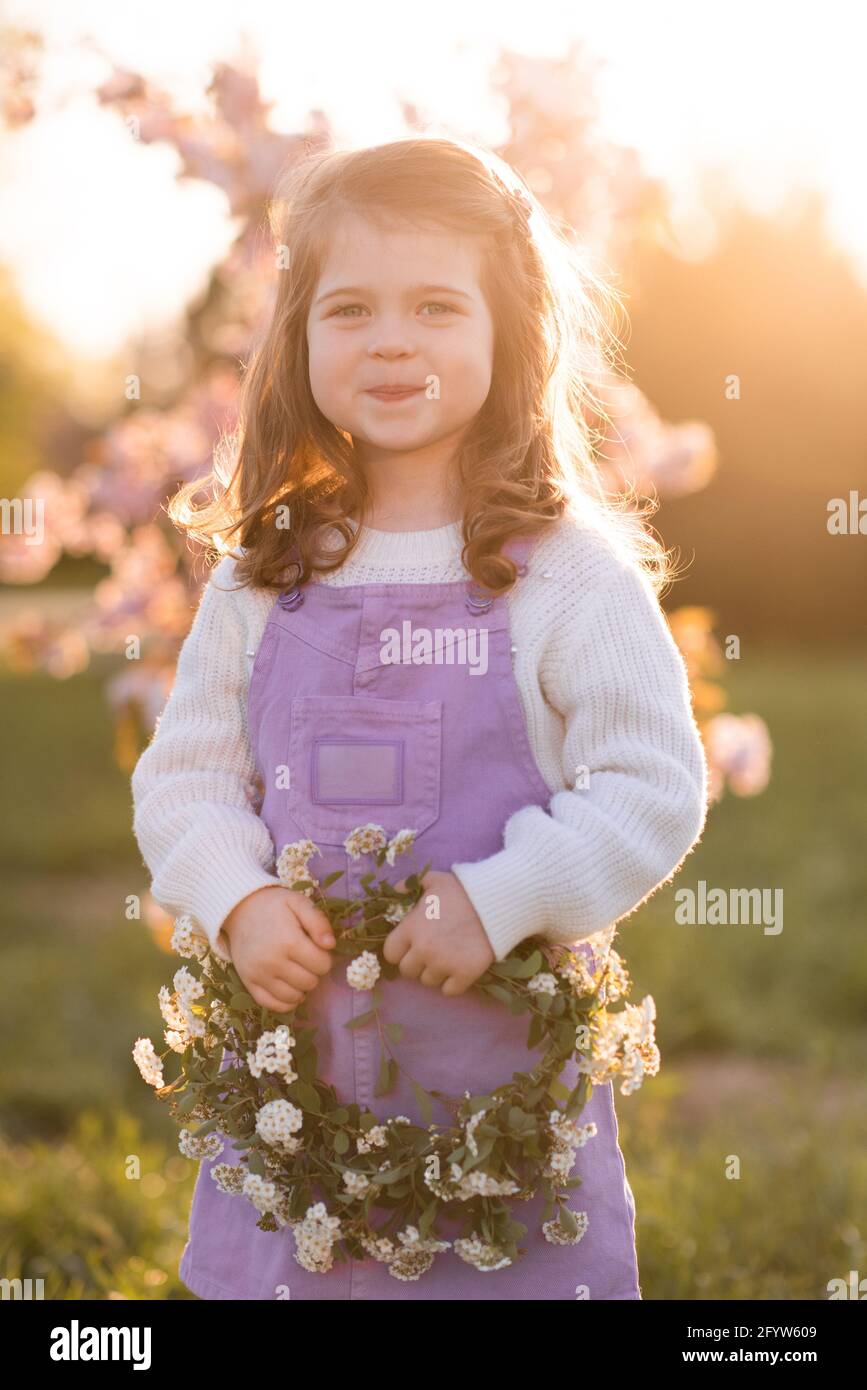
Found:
[397,946,425,980]
[270,961,321,993]
[290,894,336,947]
[419,964,447,989]
[282,928,335,976]
[251,983,302,1013]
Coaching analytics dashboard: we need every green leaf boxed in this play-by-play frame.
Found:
[492,958,529,978]
[518,949,543,977]
[288,1080,322,1113]
[333,1130,350,1154]
[418,1200,438,1238]
[320,869,345,887]
[411,1079,433,1125]
[508,1107,535,1132]
[374,1050,397,1097]
[496,950,542,979]
[547,1078,571,1103]
[230,992,255,1011]
[523,1082,547,1106]
[384,1021,403,1043]
[372,1162,411,1185]
[558,1204,579,1236]
[344,1009,376,1030]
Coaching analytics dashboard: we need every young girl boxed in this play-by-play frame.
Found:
[132,136,708,1301]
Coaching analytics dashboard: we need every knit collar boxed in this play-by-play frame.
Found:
[326,516,465,568]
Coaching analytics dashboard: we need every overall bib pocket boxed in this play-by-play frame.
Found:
[285,694,442,846]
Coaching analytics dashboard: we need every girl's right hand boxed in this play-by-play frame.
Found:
[221,885,336,1012]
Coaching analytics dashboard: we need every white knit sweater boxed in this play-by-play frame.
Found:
[131,513,708,963]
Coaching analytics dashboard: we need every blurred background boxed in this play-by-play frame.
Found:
[1,0,865,1300]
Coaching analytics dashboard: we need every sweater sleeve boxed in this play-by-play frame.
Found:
[451,558,709,961]
[130,557,282,959]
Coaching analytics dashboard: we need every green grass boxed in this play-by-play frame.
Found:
[1,644,864,1299]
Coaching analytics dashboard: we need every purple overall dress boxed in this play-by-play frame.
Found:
[178,533,642,1300]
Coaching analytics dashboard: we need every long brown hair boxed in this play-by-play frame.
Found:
[169,135,672,596]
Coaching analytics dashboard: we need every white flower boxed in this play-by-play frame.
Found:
[545,1149,575,1179]
[455,1170,521,1199]
[548,1110,598,1148]
[346,951,381,991]
[464,1108,487,1157]
[170,914,209,961]
[210,1163,246,1194]
[453,1235,512,1271]
[342,1169,372,1198]
[356,1124,388,1153]
[173,965,204,1006]
[527,972,559,996]
[209,1000,231,1030]
[384,901,408,924]
[255,1099,304,1151]
[243,1171,281,1215]
[171,966,206,1037]
[543,1211,589,1245]
[556,952,598,997]
[388,1226,451,1280]
[292,1202,342,1274]
[246,1024,298,1081]
[132,1037,164,1088]
[385,828,417,865]
[276,839,321,893]
[343,823,388,860]
[573,995,660,1095]
[178,1128,224,1160]
[158,984,199,1042]
[360,1224,450,1281]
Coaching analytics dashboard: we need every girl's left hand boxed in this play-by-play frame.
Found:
[383,869,495,996]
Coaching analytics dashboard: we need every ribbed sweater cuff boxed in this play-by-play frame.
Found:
[190,858,283,960]
[451,847,551,962]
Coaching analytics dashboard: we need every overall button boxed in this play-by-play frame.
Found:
[464,589,493,613]
[277,586,304,611]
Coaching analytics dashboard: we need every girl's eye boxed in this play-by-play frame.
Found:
[329,301,457,318]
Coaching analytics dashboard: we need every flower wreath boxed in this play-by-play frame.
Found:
[134,824,659,1282]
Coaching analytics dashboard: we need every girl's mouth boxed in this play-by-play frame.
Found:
[364,387,424,402]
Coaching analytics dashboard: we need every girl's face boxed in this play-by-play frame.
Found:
[306,210,494,468]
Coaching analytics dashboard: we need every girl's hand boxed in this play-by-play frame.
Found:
[383,870,495,996]
[222,885,336,1012]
